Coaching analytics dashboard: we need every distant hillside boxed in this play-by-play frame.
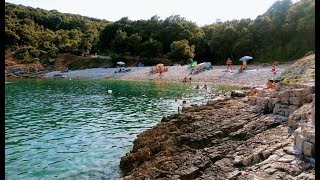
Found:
[5,2,110,63]
[5,0,314,67]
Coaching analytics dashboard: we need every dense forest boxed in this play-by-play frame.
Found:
[5,0,314,66]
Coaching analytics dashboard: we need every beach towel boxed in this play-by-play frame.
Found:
[247,69,259,72]
[273,75,285,82]
[189,61,197,69]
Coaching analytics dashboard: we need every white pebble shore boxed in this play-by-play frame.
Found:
[44,65,287,87]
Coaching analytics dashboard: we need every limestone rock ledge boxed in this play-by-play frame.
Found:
[119,85,315,179]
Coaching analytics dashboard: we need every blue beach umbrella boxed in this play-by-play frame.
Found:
[239,56,253,61]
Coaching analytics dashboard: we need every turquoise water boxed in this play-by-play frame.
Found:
[5,79,214,180]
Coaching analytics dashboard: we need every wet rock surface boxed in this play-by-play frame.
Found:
[120,90,315,179]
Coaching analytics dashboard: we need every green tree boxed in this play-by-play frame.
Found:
[127,33,142,55]
[111,29,128,53]
[168,39,195,64]
[139,38,163,58]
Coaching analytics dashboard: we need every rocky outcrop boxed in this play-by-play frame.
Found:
[119,55,315,179]
[120,91,315,179]
[290,94,315,158]
[5,63,46,78]
[245,83,314,117]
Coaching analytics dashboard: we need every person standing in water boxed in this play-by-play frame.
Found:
[182,100,188,108]
[203,85,207,90]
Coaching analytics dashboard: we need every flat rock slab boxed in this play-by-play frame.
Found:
[278,154,296,163]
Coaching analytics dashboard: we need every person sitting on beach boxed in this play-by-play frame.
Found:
[248,88,260,96]
[239,65,244,73]
[196,85,200,90]
[248,79,276,96]
[189,77,192,82]
[226,58,233,72]
[264,79,275,89]
[159,70,163,76]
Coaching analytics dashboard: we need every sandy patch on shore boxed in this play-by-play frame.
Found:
[44,65,287,87]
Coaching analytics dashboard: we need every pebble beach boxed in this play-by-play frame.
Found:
[44,65,288,87]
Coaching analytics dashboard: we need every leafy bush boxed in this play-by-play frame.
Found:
[168,39,195,64]
[140,58,173,66]
[68,57,112,70]
[304,51,314,57]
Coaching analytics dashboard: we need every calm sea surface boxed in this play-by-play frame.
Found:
[5,79,217,180]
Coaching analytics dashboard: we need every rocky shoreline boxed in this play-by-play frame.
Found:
[119,82,315,179]
[6,55,315,179]
[119,55,316,179]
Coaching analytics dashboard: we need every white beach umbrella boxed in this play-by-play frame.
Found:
[117,61,125,65]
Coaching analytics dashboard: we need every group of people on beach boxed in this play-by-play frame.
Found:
[226,57,247,73]
[226,57,282,97]
[226,57,279,74]
[150,65,168,76]
[171,57,283,114]
[115,68,131,73]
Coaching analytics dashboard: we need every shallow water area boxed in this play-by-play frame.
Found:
[5,79,220,179]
